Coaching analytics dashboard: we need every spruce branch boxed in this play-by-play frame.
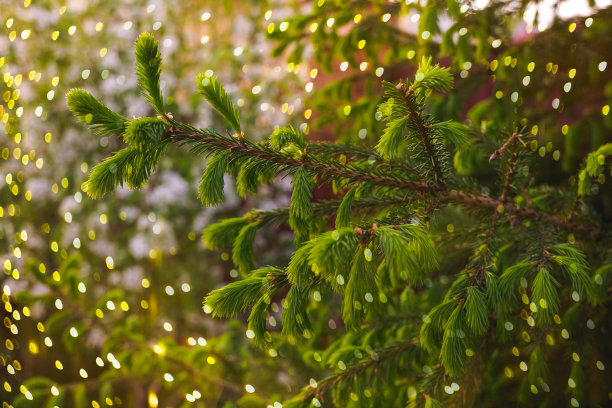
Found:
[472,142,520,284]
[375,225,438,284]
[464,287,489,335]
[282,285,313,343]
[396,82,445,187]
[196,74,242,135]
[269,126,305,150]
[83,141,169,199]
[237,158,276,198]
[451,139,520,357]
[289,167,314,237]
[168,123,431,191]
[412,57,454,95]
[408,367,446,408]
[232,221,260,275]
[335,186,358,229]
[164,355,267,400]
[123,117,168,149]
[307,141,422,178]
[166,124,595,235]
[245,196,410,226]
[342,246,378,330]
[202,217,249,249]
[287,340,418,405]
[198,150,230,206]
[66,89,128,137]
[432,121,472,151]
[376,115,409,159]
[248,294,275,348]
[203,266,288,319]
[134,33,165,114]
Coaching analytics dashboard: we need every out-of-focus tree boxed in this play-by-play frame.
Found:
[1,1,313,407]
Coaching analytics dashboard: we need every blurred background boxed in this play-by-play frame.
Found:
[1,1,310,406]
[1,0,610,407]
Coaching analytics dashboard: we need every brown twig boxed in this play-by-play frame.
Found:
[567,193,581,221]
[488,132,519,162]
[500,141,518,202]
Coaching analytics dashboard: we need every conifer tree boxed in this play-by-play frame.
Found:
[66,27,612,407]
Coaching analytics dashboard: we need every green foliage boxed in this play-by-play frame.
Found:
[123,117,168,149]
[307,229,358,290]
[288,167,313,237]
[453,142,489,175]
[134,32,165,114]
[232,222,261,275]
[248,297,272,348]
[204,267,282,318]
[202,217,250,249]
[439,306,468,376]
[498,261,531,301]
[433,121,472,151]
[593,264,612,304]
[424,396,443,408]
[484,270,502,312]
[419,5,440,37]
[196,73,242,134]
[67,38,172,201]
[73,384,87,407]
[66,89,128,137]
[463,287,489,335]
[375,225,437,285]
[552,243,595,300]
[198,151,230,206]
[531,267,560,324]
[412,57,453,96]
[335,185,357,228]
[528,347,548,383]
[281,285,313,344]
[420,300,456,353]
[236,158,275,198]
[342,247,378,330]
[376,116,408,158]
[577,143,612,195]
[269,126,305,150]
[379,81,408,119]
[524,346,548,398]
[568,362,585,398]
[286,239,315,288]
[83,142,169,199]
